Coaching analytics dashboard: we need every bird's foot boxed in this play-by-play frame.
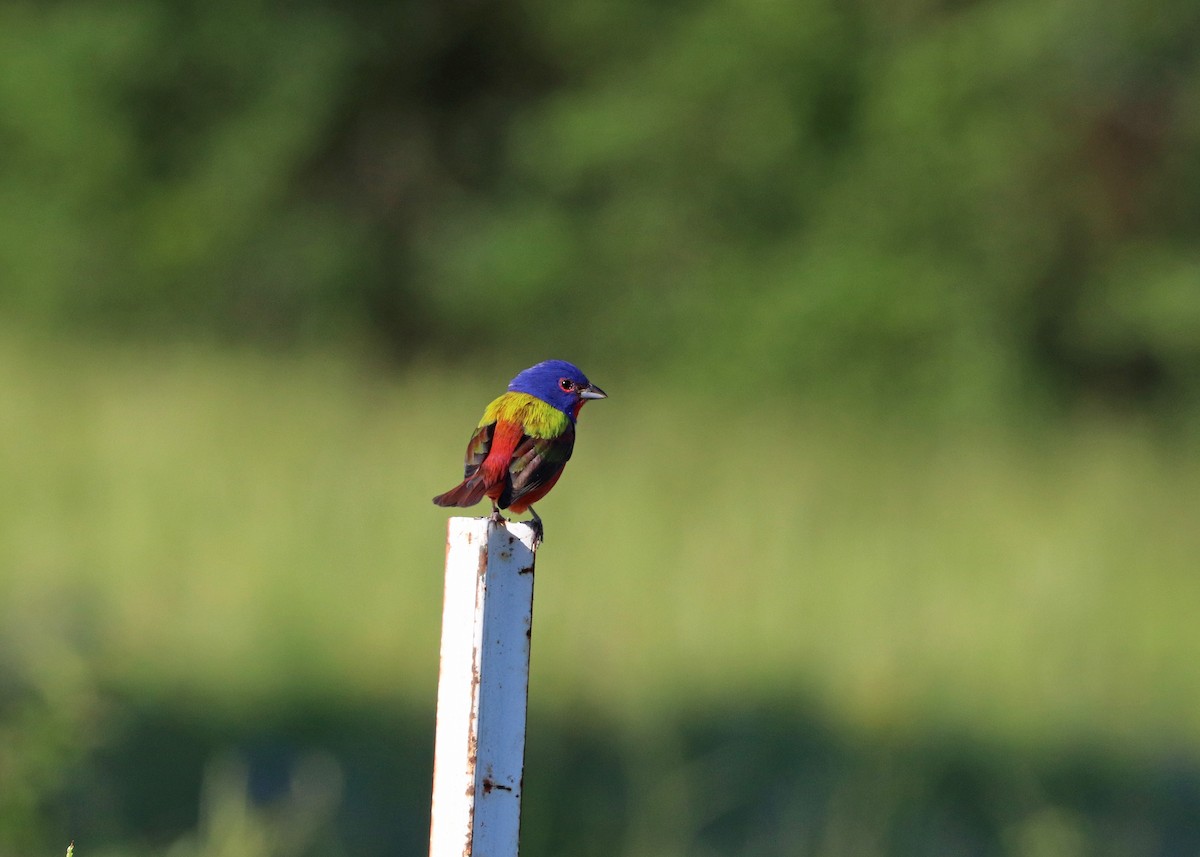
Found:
[488,505,508,525]
[527,508,544,547]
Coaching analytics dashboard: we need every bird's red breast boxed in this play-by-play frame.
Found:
[479,418,524,491]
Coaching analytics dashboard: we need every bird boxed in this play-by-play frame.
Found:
[432,360,607,542]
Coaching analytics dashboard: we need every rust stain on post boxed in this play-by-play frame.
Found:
[481,777,514,794]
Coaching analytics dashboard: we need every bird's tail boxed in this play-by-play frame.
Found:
[432,475,490,508]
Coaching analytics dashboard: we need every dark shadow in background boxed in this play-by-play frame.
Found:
[57,695,1200,856]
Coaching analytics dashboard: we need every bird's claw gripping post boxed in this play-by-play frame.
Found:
[485,503,541,547]
[527,508,544,547]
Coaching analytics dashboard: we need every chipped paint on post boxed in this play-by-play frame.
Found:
[429,517,538,857]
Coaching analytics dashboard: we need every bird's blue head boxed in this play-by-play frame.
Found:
[508,360,607,420]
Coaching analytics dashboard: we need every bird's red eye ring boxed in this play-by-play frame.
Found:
[559,378,573,392]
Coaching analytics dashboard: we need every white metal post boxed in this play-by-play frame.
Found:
[429,517,538,857]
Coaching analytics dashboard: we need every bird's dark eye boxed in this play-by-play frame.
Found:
[559,378,573,392]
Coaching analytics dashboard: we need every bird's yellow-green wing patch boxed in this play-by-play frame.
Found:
[479,392,571,439]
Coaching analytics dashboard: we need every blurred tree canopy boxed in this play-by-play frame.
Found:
[2,0,1198,410]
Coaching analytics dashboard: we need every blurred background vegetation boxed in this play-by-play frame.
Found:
[2,0,1200,854]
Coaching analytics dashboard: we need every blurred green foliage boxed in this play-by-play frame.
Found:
[4,0,1200,853]
[1,0,1198,411]
[3,334,1200,855]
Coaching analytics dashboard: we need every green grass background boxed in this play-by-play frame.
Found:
[5,0,1200,849]
[4,332,1200,855]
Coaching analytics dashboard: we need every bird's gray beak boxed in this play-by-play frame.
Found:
[580,384,607,400]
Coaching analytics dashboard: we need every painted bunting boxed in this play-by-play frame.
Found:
[432,360,607,540]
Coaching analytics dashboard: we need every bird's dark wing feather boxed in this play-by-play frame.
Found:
[462,422,496,478]
[431,421,498,508]
[500,425,575,508]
